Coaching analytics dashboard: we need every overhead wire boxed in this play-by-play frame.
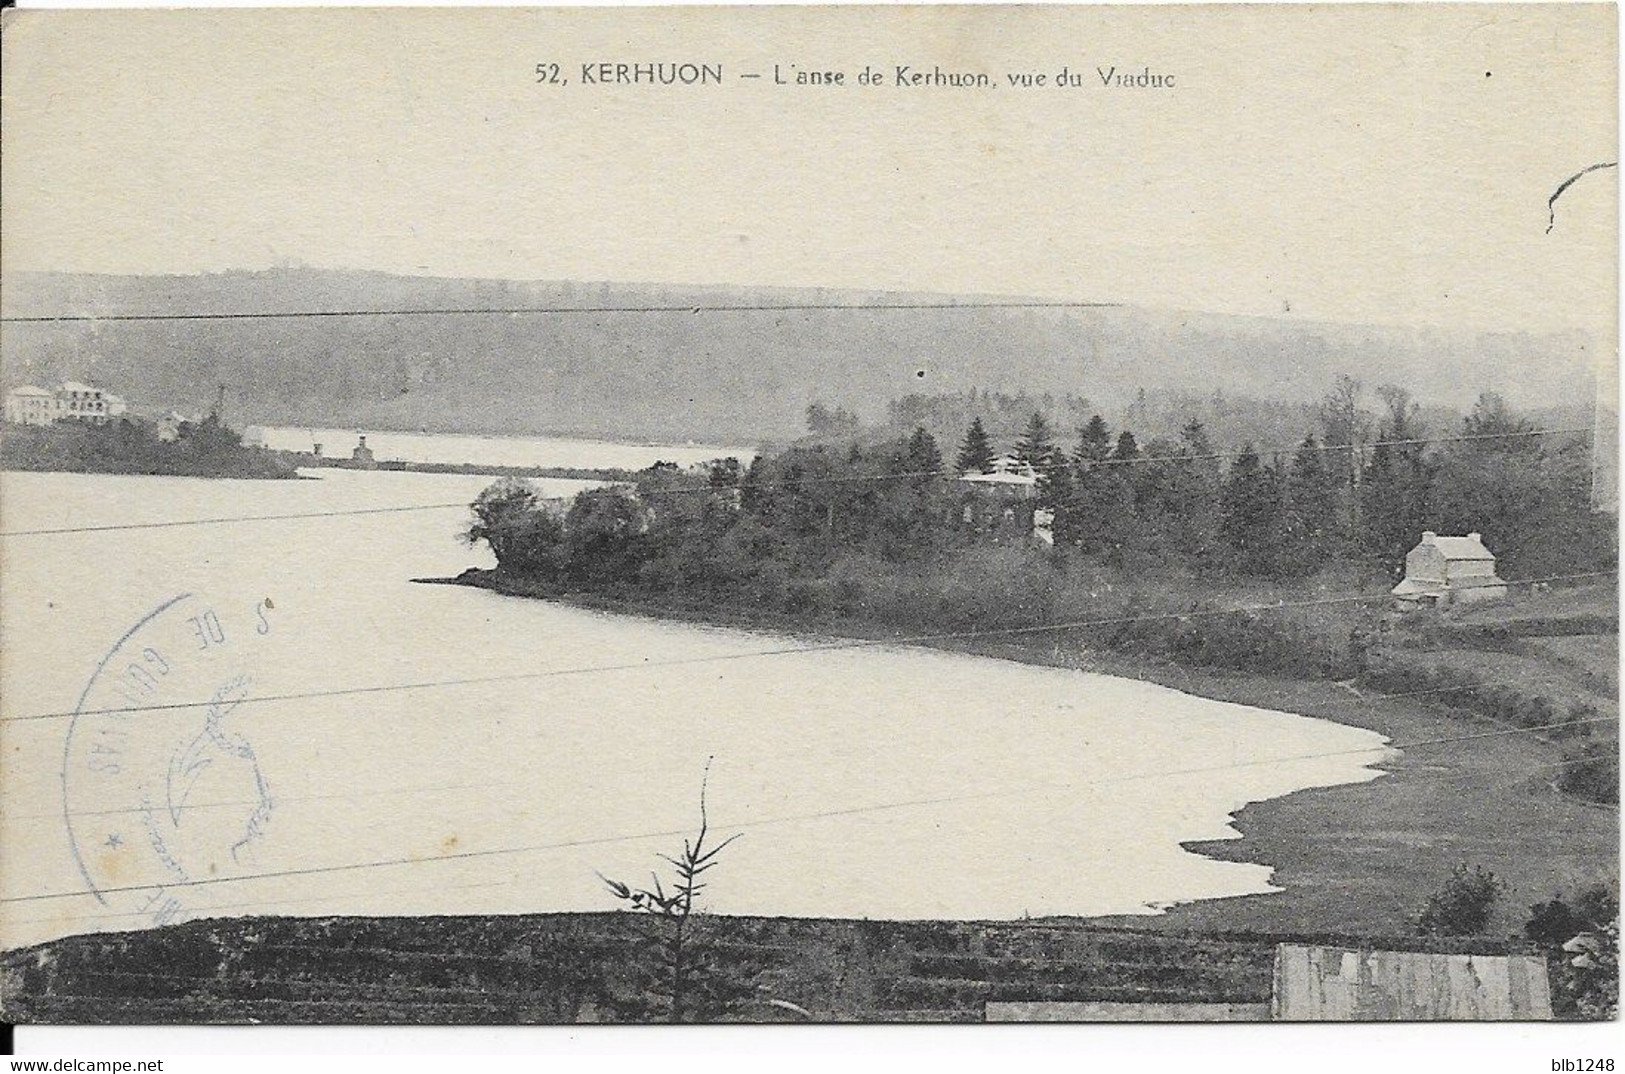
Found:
[3,712,1614,908]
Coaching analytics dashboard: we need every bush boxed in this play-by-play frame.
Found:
[1416,862,1504,936]
[1526,889,1620,1020]
[466,478,568,577]
[566,487,654,585]
[1559,742,1620,805]
[1526,889,1618,947]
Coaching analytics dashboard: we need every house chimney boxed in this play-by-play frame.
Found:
[1421,531,1436,544]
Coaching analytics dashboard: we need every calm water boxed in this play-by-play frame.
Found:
[250,425,755,471]
[0,464,1389,950]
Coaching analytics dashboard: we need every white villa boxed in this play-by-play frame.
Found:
[1391,531,1509,607]
[3,386,57,426]
[4,382,127,426]
[60,381,124,424]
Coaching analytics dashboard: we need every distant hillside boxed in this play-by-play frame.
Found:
[0,269,1602,443]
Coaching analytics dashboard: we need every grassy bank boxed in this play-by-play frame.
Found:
[428,569,1618,939]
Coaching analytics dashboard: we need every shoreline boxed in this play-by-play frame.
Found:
[292,456,636,482]
[421,567,1617,936]
[1,458,623,484]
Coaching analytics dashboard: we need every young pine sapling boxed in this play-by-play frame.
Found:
[599,760,742,1023]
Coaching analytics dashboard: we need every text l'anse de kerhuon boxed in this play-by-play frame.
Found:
[574,62,1175,89]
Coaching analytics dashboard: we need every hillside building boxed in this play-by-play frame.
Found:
[1391,531,1509,607]
[57,382,113,424]
[156,411,195,442]
[4,381,125,426]
[959,454,1049,542]
[3,386,57,426]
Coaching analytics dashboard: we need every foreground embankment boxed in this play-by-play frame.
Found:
[0,913,1542,1024]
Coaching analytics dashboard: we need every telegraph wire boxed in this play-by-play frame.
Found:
[4,750,1609,930]
[0,591,1384,725]
[0,300,1122,325]
[2,713,1614,907]
[1,570,1613,727]
[0,501,478,537]
[17,668,1608,823]
[0,877,533,930]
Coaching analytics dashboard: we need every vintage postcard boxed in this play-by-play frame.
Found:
[0,2,1617,1033]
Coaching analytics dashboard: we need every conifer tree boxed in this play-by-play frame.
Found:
[1359,385,1430,569]
[1015,412,1056,472]
[1073,415,1113,469]
[1038,451,1075,507]
[1279,435,1338,575]
[904,425,944,475]
[1170,419,1222,569]
[1112,430,1140,461]
[1080,430,1142,561]
[955,417,996,474]
[1054,415,1114,551]
[1221,444,1281,576]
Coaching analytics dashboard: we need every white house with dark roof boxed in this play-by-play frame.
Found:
[57,381,111,423]
[1391,531,1509,607]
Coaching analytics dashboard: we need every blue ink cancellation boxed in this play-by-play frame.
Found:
[63,593,278,929]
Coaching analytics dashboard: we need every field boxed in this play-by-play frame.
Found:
[1076,584,1619,935]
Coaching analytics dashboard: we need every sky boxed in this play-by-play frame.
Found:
[1,4,1617,341]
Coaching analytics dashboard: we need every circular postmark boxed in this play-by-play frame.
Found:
[62,592,279,928]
